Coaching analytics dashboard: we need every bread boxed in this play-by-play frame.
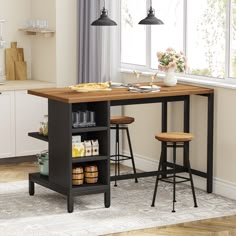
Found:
[70,82,110,91]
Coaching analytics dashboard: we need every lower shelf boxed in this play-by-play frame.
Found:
[29,172,109,196]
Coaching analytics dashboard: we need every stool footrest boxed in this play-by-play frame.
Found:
[110,154,132,162]
[158,175,191,184]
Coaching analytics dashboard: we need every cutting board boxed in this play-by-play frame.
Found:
[5,42,26,80]
[5,48,18,80]
[15,53,27,80]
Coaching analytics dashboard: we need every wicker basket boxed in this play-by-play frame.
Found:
[72,166,84,185]
[84,165,98,184]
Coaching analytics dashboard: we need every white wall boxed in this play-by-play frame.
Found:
[122,72,236,199]
[0,0,31,79]
[0,0,77,86]
[55,0,77,87]
[30,0,56,83]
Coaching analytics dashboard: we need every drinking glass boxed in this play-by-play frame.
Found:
[133,71,142,86]
[150,72,158,87]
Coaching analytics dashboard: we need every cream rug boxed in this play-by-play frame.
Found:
[0,177,236,236]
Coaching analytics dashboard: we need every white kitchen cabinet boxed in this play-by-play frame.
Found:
[0,91,15,158]
[15,90,48,156]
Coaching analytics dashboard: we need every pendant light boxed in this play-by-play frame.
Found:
[91,0,117,26]
[139,0,163,25]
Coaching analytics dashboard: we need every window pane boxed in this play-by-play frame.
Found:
[230,0,236,78]
[187,0,226,78]
[121,0,146,65]
[151,0,184,69]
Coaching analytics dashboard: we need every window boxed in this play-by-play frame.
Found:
[230,0,236,78]
[121,0,236,81]
[121,0,146,65]
[187,0,226,78]
[151,0,183,69]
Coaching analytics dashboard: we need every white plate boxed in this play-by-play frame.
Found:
[139,85,161,90]
[110,82,123,87]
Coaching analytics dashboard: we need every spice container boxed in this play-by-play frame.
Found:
[84,165,98,184]
[39,115,48,136]
[72,167,84,185]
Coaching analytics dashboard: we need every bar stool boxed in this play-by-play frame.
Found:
[110,116,138,187]
[151,132,198,212]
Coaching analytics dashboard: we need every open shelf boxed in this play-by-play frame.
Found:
[72,155,107,163]
[72,126,108,134]
[19,28,55,37]
[29,100,110,212]
[28,132,48,142]
[72,182,108,195]
[29,172,108,196]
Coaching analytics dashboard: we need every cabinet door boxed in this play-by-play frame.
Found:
[15,90,48,156]
[0,91,15,158]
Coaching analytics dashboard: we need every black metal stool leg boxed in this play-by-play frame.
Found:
[172,142,177,213]
[185,143,198,208]
[114,125,119,187]
[117,125,120,178]
[151,144,165,207]
[126,127,138,183]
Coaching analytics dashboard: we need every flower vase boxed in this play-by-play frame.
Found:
[164,68,177,86]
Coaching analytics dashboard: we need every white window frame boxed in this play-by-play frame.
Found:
[121,0,236,88]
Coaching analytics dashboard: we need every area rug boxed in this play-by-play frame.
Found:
[0,177,236,236]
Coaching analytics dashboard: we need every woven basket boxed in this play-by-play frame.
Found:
[72,166,84,185]
[84,165,98,184]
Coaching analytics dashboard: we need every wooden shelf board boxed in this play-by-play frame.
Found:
[72,155,108,163]
[72,126,108,133]
[28,132,48,142]
[19,28,55,36]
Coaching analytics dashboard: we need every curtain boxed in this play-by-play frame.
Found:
[77,0,121,83]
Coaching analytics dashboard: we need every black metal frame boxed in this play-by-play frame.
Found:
[111,93,214,193]
[110,124,138,186]
[151,141,198,212]
[29,100,111,213]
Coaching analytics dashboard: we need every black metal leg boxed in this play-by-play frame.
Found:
[104,190,111,208]
[185,142,198,208]
[172,143,177,213]
[114,125,119,187]
[183,96,190,168]
[126,127,138,183]
[29,180,35,196]
[161,102,168,178]
[151,145,165,207]
[117,125,120,178]
[67,194,74,213]
[207,93,214,193]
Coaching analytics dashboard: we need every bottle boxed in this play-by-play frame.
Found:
[42,115,48,136]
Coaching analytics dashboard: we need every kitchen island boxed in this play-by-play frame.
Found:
[28,82,214,213]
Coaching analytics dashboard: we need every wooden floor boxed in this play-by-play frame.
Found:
[0,161,38,183]
[106,215,236,235]
[1,161,236,235]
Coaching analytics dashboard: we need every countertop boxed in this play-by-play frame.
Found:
[28,82,214,104]
[0,80,55,92]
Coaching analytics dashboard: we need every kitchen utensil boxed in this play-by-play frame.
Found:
[37,150,49,176]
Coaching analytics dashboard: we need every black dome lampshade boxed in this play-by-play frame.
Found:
[91,0,117,26]
[139,0,163,25]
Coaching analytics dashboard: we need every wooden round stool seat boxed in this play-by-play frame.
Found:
[110,116,135,125]
[155,132,194,142]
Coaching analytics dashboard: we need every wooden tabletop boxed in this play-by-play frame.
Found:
[28,82,214,104]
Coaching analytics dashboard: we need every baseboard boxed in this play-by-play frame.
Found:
[0,155,37,164]
[122,151,236,200]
